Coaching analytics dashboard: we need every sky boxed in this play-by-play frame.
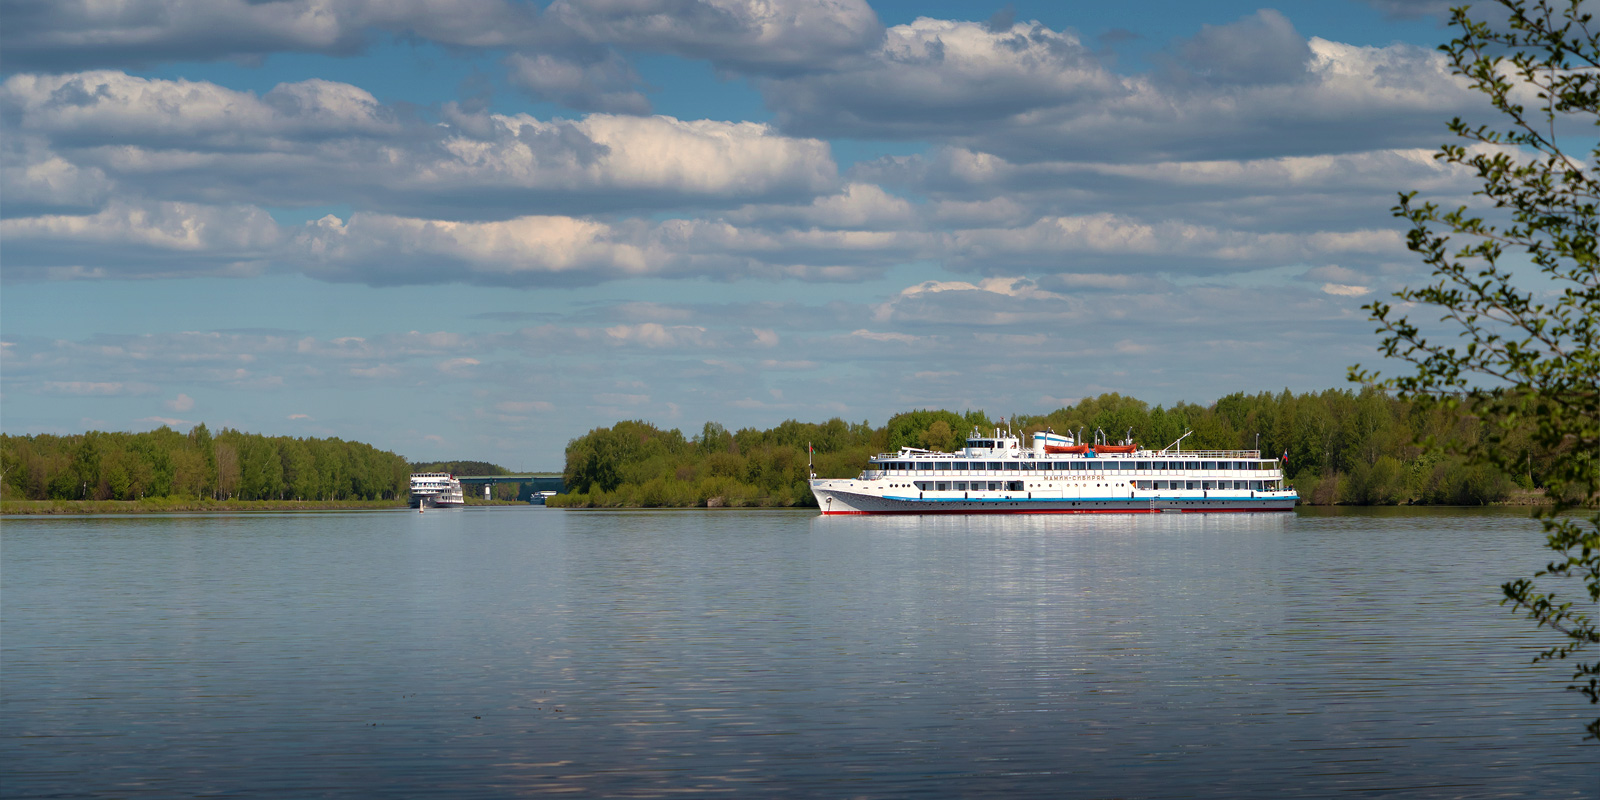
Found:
[1,0,1491,469]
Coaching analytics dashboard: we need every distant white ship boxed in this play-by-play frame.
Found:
[409,473,465,508]
[810,426,1297,515]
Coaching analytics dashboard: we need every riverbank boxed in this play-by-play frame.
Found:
[1,498,407,515]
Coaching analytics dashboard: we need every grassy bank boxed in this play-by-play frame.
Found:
[1,498,407,514]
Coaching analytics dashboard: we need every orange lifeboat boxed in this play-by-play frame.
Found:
[1093,444,1137,454]
[1044,443,1090,454]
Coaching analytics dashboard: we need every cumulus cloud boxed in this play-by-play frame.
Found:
[1,71,396,146]
[137,416,190,427]
[942,213,1403,273]
[495,400,554,414]
[0,72,840,220]
[1172,9,1312,86]
[1358,0,1457,20]
[41,381,151,396]
[544,0,882,74]
[1321,283,1372,297]
[166,393,195,411]
[763,14,1478,163]
[505,51,651,114]
[604,323,712,349]
[285,208,921,287]
[764,18,1120,140]
[3,0,882,97]
[296,212,650,285]
[1,200,281,279]
[727,182,916,229]
[1,0,542,70]
[0,139,114,216]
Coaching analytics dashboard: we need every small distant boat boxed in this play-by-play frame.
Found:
[410,473,465,509]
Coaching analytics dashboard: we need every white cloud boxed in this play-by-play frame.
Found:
[849,329,919,343]
[728,183,915,229]
[297,212,649,284]
[2,72,840,221]
[166,393,195,411]
[763,15,1476,163]
[437,357,481,374]
[604,323,712,348]
[432,111,838,208]
[594,392,650,405]
[1321,283,1372,297]
[545,0,881,74]
[943,213,1404,272]
[2,200,280,279]
[137,416,190,427]
[2,0,542,70]
[505,52,650,115]
[494,400,555,414]
[2,72,394,145]
[41,381,146,395]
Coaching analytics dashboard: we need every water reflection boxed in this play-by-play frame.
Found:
[2,507,1592,798]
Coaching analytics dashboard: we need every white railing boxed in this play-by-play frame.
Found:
[870,449,1271,461]
[1152,449,1264,458]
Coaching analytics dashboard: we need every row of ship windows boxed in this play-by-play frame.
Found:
[911,480,1281,492]
[875,460,1273,472]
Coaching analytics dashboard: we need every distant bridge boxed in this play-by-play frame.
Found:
[455,474,564,501]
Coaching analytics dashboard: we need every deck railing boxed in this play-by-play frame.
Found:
[870,449,1269,461]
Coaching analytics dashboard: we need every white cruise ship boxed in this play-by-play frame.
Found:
[409,472,465,508]
[810,427,1297,515]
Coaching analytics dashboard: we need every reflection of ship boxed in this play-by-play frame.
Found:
[810,426,1298,515]
[409,473,465,508]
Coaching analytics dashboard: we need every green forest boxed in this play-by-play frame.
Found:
[553,387,1557,509]
[1,424,411,502]
[409,460,509,476]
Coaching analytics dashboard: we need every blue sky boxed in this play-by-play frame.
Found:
[2,0,1486,469]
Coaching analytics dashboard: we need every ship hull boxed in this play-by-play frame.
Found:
[409,494,465,509]
[811,484,1296,515]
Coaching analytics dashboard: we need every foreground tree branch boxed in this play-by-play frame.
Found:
[1354,0,1600,739]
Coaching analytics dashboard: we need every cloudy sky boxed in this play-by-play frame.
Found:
[1,0,1486,468]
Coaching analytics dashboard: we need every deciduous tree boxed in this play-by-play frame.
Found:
[1355,0,1600,737]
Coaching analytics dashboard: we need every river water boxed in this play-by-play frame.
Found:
[2,507,1594,798]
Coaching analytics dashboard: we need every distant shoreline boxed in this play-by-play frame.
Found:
[1,498,408,515]
[0,497,552,515]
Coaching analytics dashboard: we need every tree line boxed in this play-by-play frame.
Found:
[553,387,1557,508]
[409,460,509,476]
[2,424,412,501]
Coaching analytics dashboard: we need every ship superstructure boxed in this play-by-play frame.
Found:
[409,472,466,508]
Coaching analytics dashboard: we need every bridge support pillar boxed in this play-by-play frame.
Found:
[484,484,491,500]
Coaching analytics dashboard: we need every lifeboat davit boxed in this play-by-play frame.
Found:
[1093,444,1137,454]
[1044,444,1090,454]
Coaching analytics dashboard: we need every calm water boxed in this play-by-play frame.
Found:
[2,507,1594,798]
